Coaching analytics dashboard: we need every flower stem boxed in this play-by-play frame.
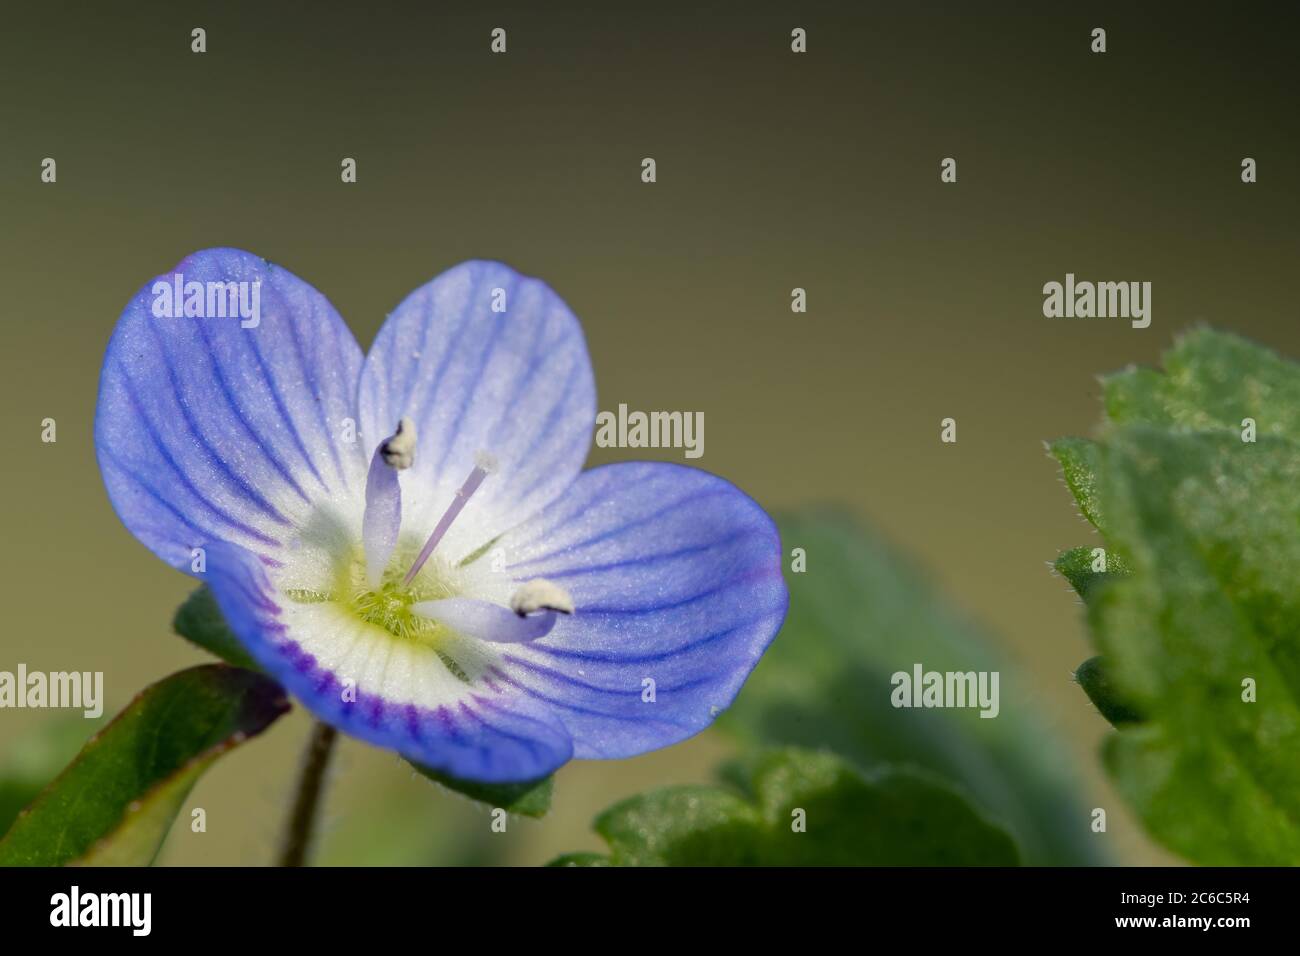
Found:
[277,721,338,867]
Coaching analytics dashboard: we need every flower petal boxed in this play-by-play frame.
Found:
[203,540,574,782]
[95,248,367,569]
[357,261,595,561]
[491,462,788,758]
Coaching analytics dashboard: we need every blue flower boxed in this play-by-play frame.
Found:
[95,249,788,782]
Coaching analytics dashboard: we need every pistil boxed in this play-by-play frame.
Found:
[403,453,496,586]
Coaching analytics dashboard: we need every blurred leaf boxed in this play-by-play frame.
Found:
[0,716,103,839]
[1073,656,1143,728]
[549,749,1018,866]
[173,585,261,671]
[1084,426,1300,864]
[720,511,1104,865]
[315,753,514,867]
[549,851,609,867]
[712,757,758,800]
[576,787,758,866]
[0,664,289,866]
[413,764,552,818]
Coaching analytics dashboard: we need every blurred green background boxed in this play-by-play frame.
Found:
[1,2,1297,865]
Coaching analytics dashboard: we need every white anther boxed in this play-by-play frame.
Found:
[381,417,417,470]
[510,579,574,617]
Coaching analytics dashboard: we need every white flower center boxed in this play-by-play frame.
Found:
[273,421,571,684]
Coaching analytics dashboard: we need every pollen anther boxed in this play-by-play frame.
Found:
[380,417,417,470]
[510,579,575,617]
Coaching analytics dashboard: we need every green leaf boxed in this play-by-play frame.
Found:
[1048,438,1106,531]
[1084,426,1300,864]
[0,717,104,840]
[173,585,261,671]
[589,786,760,866]
[1073,656,1144,728]
[0,664,289,866]
[1053,546,1131,603]
[1050,329,1296,532]
[745,750,1019,866]
[549,749,1019,866]
[413,765,552,818]
[547,852,610,867]
[720,511,1104,865]
[1102,328,1300,435]
[1050,331,1300,864]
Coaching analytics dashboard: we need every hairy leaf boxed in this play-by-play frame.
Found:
[1103,328,1300,435]
[1089,427,1300,864]
[1050,330,1300,864]
[1053,546,1131,603]
[1048,438,1106,531]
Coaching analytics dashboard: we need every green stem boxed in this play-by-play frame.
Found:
[277,721,338,867]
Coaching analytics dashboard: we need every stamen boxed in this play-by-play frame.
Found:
[402,452,496,586]
[362,421,415,590]
[411,596,566,645]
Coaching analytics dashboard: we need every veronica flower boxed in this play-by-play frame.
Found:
[95,249,788,783]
